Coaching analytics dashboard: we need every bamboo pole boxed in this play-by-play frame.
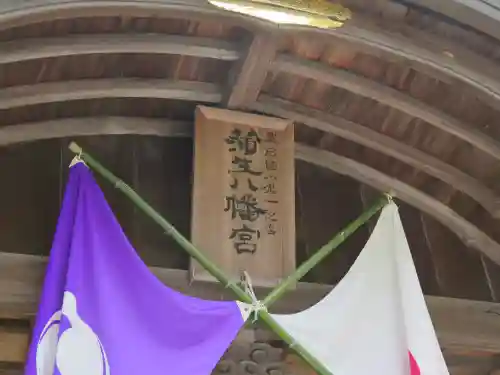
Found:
[263,193,389,307]
[68,141,389,375]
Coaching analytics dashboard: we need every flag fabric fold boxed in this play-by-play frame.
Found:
[25,163,249,375]
[270,202,449,375]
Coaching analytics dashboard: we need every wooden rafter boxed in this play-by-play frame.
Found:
[0,79,222,110]
[328,19,500,109]
[2,251,500,352]
[0,117,192,147]
[397,0,500,41]
[0,324,28,364]
[0,34,241,65]
[2,1,500,109]
[251,96,500,218]
[295,143,500,266]
[224,31,278,109]
[271,54,500,162]
[0,0,251,31]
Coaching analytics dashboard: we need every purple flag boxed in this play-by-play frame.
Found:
[25,162,249,375]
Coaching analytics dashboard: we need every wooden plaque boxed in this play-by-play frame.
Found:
[190,106,295,287]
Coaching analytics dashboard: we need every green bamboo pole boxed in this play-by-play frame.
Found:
[263,194,389,307]
[68,141,389,375]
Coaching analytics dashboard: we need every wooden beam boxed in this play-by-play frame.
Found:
[335,19,500,108]
[2,252,500,352]
[4,110,499,219]
[2,1,500,110]
[0,0,260,31]
[272,54,500,163]
[444,350,498,375]
[0,252,321,319]
[0,363,23,375]
[300,18,500,110]
[395,0,500,41]
[422,213,497,301]
[0,117,192,147]
[0,79,222,110]
[295,143,500,267]
[0,34,241,65]
[251,96,500,218]
[225,31,278,109]
[0,326,28,364]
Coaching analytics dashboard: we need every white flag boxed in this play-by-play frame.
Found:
[272,202,449,375]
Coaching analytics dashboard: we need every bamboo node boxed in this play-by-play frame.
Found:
[224,280,235,289]
[163,226,175,236]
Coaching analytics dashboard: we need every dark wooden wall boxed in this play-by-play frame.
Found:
[0,136,193,269]
[0,136,498,301]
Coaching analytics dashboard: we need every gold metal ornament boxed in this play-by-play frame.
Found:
[208,0,352,29]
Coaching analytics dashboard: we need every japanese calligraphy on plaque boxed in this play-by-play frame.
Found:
[190,106,295,287]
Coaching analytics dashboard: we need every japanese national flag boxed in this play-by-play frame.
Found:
[271,202,449,375]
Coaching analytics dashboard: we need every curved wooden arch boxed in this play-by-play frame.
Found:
[252,95,500,218]
[295,143,500,266]
[1,1,500,108]
[399,0,500,41]
[2,113,499,266]
[0,117,192,146]
[327,20,500,110]
[272,54,500,162]
[2,78,498,218]
[0,34,241,65]
[0,79,222,110]
[0,0,256,31]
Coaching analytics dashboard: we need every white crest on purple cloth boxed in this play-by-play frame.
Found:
[25,164,247,375]
[36,291,110,375]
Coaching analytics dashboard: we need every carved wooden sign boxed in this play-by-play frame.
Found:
[191,106,295,287]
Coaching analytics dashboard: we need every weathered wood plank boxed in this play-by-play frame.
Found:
[0,117,192,147]
[132,137,194,269]
[191,106,295,286]
[0,252,317,318]
[0,141,61,258]
[421,214,493,300]
[0,0,253,31]
[336,19,500,106]
[0,34,241,65]
[2,252,500,352]
[0,363,23,375]
[272,55,500,163]
[252,96,500,217]
[0,326,28,364]
[397,0,500,41]
[0,79,222,110]
[225,32,278,109]
[0,335,496,374]
[295,144,500,266]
